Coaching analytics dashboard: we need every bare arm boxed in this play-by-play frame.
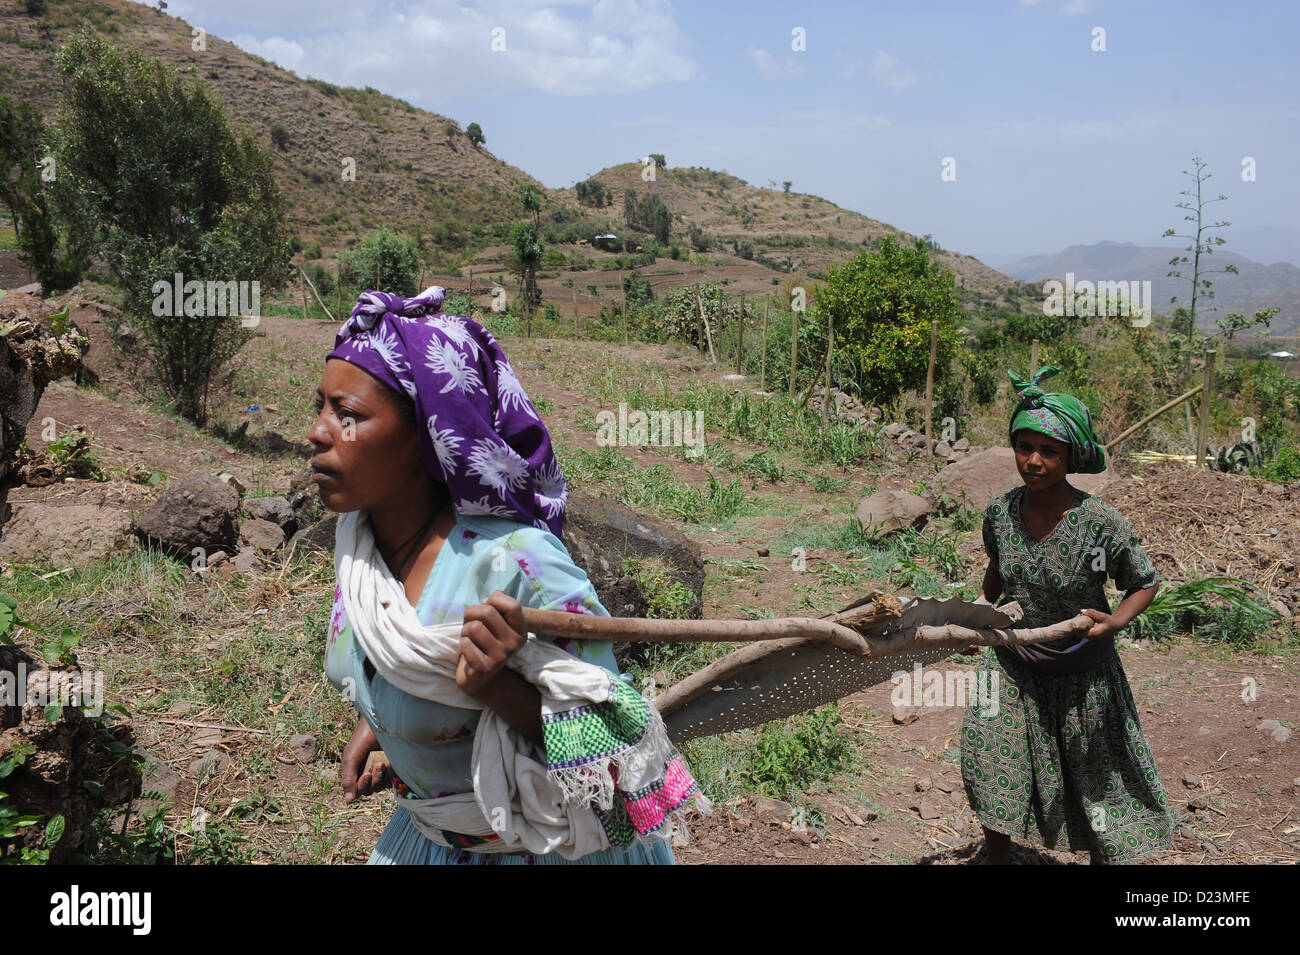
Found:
[978,561,1004,605]
[458,591,546,749]
[1082,582,1160,638]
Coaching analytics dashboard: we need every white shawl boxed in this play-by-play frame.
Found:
[334,509,704,859]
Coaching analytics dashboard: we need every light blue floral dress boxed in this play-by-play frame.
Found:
[324,509,676,865]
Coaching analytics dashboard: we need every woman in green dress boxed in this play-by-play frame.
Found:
[960,366,1178,864]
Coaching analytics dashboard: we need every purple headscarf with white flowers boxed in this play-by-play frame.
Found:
[326,286,568,536]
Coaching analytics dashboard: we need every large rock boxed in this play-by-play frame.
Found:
[135,470,241,558]
[244,495,297,536]
[930,446,1115,511]
[285,512,338,556]
[240,517,285,552]
[561,491,704,621]
[855,490,931,537]
[286,470,324,533]
[0,503,135,567]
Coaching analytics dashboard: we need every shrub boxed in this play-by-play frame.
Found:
[270,121,288,149]
[1257,444,1300,483]
[339,228,422,294]
[307,262,334,298]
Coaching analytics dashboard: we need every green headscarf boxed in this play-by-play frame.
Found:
[1008,365,1106,474]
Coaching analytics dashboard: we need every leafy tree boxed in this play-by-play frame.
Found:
[510,222,542,334]
[1217,306,1278,340]
[50,29,289,426]
[340,228,422,295]
[511,185,544,335]
[817,235,962,414]
[621,188,670,242]
[0,95,84,291]
[649,153,666,170]
[650,200,670,243]
[516,183,542,227]
[623,186,637,227]
[466,122,484,148]
[575,178,609,207]
[270,121,288,149]
[782,180,792,194]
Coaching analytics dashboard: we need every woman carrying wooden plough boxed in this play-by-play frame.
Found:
[310,287,707,865]
[960,366,1177,864]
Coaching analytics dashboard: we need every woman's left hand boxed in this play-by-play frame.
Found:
[1081,608,1121,640]
[457,590,528,699]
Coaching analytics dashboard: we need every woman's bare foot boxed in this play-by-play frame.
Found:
[981,827,1011,864]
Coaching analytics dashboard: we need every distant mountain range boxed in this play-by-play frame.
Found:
[997,241,1300,336]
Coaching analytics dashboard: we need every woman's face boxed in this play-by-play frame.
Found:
[308,358,426,513]
[1013,429,1071,490]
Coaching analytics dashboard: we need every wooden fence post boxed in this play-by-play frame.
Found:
[1198,350,1217,468]
[760,302,769,392]
[1030,338,1039,373]
[697,286,716,363]
[823,311,833,422]
[924,318,938,451]
[790,305,798,398]
[736,292,745,374]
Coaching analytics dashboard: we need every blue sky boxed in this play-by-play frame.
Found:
[152,0,1300,267]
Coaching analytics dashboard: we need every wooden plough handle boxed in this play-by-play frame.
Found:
[521,607,1096,659]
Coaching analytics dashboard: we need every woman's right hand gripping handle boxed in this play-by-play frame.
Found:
[340,717,391,803]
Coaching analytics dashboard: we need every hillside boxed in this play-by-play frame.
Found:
[0,0,1036,310]
[564,163,1022,297]
[999,241,1300,335]
[0,0,546,248]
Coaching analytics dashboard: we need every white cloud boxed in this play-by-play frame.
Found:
[749,48,809,81]
[1059,0,1095,14]
[869,50,919,90]
[229,34,306,71]
[163,0,699,98]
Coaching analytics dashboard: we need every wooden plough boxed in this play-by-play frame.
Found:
[523,592,1093,741]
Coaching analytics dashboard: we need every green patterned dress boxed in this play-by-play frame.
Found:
[960,484,1179,864]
